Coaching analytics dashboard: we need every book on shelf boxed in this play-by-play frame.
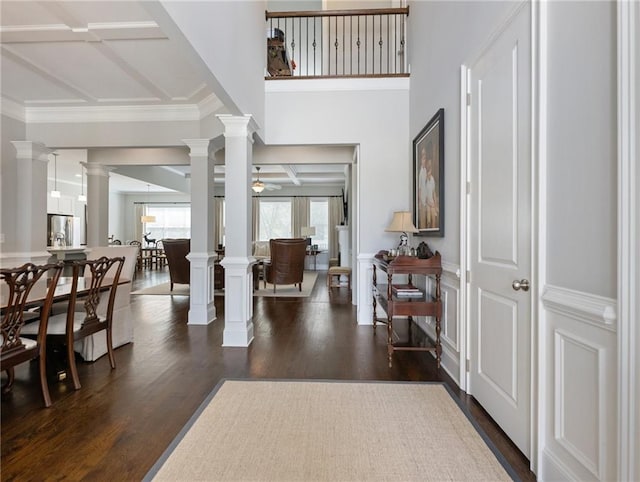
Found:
[395,291,423,298]
[392,284,422,296]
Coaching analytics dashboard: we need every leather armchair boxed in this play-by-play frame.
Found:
[264,238,307,292]
[162,239,190,290]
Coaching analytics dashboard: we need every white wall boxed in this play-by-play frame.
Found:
[546,1,616,298]
[161,1,267,132]
[109,193,126,243]
[408,0,514,265]
[406,0,516,390]
[538,3,618,480]
[265,80,409,253]
[0,114,25,253]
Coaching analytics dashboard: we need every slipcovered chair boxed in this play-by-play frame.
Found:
[1,262,63,407]
[162,239,191,291]
[264,238,306,293]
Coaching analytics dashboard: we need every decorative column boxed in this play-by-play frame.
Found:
[217,114,259,347]
[183,138,217,326]
[4,141,51,264]
[85,162,110,247]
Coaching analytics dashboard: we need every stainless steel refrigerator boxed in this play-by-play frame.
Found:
[47,213,74,247]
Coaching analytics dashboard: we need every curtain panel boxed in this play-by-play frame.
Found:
[328,197,344,259]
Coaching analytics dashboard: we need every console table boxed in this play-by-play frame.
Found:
[372,251,442,368]
[305,248,324,271]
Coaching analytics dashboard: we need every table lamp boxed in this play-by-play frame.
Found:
[301,226,316,246]
[385,211,418,254]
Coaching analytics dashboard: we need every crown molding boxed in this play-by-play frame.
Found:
[15,95,224,124]
[1,96,26,122]
[24,104,202,124]
[198,94,225,118]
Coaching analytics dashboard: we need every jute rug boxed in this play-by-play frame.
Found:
[145,380,516,481]
[132,272,318,298]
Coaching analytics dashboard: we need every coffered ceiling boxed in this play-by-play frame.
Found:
[1,1,349,193]
[0,1,213,108]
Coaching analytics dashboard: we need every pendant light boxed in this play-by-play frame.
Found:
[252,166,265,193]
[50,152,61,198]
[141,184,156,223]
[77,163,87,202]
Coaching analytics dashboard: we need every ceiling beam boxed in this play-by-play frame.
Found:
[282,165,301,185]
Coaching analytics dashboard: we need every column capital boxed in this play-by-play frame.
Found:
[216,114,259,142]
[182,138,215,158]
[85,163,111,177]
[11,141,51,162]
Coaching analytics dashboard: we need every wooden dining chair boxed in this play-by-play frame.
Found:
[128,240,145,270]
[21,256,124,390]
[1,262,63,407]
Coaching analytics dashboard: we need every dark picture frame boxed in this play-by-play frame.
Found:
[413,108,445,237]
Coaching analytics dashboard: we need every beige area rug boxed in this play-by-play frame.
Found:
[132,272,318,298]
[145,380,516,481]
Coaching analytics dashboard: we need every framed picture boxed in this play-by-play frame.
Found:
[413,108,444,237]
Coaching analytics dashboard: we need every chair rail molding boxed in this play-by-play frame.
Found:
[541,284,617,331]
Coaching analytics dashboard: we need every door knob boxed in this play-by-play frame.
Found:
[512,279,530,292]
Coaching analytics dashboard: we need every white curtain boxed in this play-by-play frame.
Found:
[328,196,344,259]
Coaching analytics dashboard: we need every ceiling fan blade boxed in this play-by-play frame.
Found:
[265,183,281,190]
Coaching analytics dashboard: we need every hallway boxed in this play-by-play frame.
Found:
[1,268,534,480]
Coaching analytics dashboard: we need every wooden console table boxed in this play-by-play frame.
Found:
[372,251,442,368]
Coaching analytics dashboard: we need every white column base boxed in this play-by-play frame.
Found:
[221,256,255,346]
[186,251,217,325]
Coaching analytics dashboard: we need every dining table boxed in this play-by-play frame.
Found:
[1,275,130,311]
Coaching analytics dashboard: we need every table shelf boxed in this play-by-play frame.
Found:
[372,251,442,368]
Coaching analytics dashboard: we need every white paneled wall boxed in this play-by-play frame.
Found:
[540,286,617,481]
[416,265,461,385]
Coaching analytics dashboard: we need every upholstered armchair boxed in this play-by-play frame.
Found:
[264,238,307,292]
[162,239,191,291]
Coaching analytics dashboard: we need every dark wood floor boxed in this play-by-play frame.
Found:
[1,268,536,481]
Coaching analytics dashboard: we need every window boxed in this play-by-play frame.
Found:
[310,198,329,250]
[259,199,291,240]
[145,205,191,240]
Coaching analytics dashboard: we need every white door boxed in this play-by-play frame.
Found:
[467,4,532,457]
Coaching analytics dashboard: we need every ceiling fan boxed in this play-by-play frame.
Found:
[252,166,281,192]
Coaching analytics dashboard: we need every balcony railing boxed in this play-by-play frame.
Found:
[266,7,409,79]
